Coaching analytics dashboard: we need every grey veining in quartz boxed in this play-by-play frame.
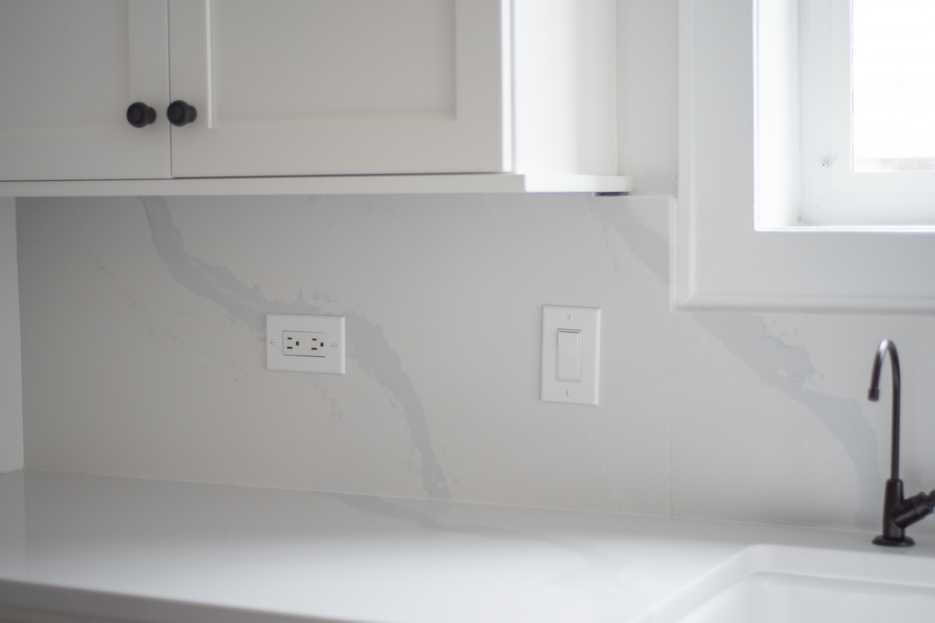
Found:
[15,191,935,537]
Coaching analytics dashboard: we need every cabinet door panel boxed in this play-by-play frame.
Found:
[168,0,509,177]
[0,1,170,181]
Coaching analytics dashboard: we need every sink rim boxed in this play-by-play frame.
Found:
[630,543,935,623]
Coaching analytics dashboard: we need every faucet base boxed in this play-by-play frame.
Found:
[873,534,915,547]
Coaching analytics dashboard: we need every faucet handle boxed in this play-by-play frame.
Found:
[893,490,935,529]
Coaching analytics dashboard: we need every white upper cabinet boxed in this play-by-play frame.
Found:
[168,0,509,177]
[0,0,624,192]
[0,0,170,181]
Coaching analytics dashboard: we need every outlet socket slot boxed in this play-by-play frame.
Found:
[283,331,326,357]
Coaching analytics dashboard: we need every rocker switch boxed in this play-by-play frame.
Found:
[556,329,582,382]
[540,305,600,405]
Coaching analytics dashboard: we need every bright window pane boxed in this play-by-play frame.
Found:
[852,0,935,172]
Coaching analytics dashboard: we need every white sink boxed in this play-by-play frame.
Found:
[634,545,935,623]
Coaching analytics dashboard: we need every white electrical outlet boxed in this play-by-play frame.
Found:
[267,314,345,374]
[283,331,326,357]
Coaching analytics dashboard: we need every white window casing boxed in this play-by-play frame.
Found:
[676,0,935,314]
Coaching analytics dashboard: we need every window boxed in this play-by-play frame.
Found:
[758,0,935,227]
[852,0,935,174]
[676,0,935,313]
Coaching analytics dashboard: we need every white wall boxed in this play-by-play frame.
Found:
[0,197,23,474]
[16,192,935,535]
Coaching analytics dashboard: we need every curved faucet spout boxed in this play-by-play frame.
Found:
[868,339,900,480]
[866,339,933,547]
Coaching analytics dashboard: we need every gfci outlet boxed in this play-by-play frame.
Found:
[267,314,345,374]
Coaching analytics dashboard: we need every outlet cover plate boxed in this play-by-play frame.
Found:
[267,314,345,374]
[541,305,600,405]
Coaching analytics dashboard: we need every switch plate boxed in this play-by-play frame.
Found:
[267,314,345,374]
[541,305,600,405]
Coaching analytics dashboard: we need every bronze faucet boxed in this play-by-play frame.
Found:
[869,339,935,547]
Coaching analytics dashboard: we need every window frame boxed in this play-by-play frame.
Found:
[797,0,935,226]
[675,0,935,314]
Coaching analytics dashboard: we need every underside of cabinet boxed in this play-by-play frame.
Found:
[0,173,631,197]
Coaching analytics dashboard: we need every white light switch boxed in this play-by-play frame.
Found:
[556,330,581,381]
[541,305,600,405]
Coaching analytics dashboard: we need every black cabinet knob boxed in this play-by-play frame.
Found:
[126,102,156,128]
[167,100,197,127]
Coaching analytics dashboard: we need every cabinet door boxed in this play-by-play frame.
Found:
[167,0,510,177]
[0,1,170,181]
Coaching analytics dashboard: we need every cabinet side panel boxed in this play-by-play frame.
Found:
[513,0,618,176]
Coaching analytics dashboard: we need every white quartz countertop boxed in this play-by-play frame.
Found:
[2,471,935,623]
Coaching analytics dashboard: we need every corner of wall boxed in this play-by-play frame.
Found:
[616,0,680,194]
[0,197,24,473]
